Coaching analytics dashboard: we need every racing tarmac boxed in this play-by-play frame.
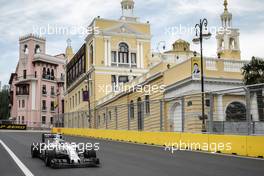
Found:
[0,131,263,176]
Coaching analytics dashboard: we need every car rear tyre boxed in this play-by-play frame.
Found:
[84,149,97,158]
[45,149,56,167]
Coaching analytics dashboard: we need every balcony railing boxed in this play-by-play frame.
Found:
[42,74,55,81]
[42,107,47,112]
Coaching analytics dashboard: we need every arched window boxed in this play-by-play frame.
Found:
[118,43,129,64]
[226,102,246,122]
[130,100,134,119]
[229,38,235,49]
[35,45,41,53]
[47,68,50,79]
[24,45,29,54]
[51,69,54,80]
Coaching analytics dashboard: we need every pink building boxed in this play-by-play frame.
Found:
[9,34,66,129]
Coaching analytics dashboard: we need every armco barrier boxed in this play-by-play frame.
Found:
[52,128,264,158]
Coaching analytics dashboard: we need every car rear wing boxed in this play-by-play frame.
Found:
[41,133,62,143]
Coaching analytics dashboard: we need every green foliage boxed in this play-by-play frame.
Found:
[242,57,264,85]
[0,87,10,119]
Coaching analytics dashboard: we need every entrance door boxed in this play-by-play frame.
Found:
[169,102,182,132]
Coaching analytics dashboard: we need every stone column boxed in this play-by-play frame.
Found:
[217,95,225,121]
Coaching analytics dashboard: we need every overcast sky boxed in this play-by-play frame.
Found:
[0,0,263,85]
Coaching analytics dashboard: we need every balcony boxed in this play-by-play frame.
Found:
[42,74,55,81]
[16,84,30,96]
[15,75,37,83]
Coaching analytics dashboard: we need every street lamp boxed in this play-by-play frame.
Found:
[192,18,212,132]
[84,73,93,128]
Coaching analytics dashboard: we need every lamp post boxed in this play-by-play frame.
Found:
[85,73,92,128]
[192,18,212,132]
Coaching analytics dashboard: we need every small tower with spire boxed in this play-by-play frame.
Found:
[65,38,74,61]
[221,0,232,28]
[216,0,241,60]
[120,0,138,21]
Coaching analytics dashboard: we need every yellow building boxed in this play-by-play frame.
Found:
[63,0,257,133]
[65,0,151,128]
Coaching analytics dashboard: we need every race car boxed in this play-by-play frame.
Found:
[31,133,100,169]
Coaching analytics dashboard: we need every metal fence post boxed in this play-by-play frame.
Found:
[209,93,214,133]
[245,89,252,135]
[160,100,163,131]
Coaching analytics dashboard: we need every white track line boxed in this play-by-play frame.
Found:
[0,140,34,176]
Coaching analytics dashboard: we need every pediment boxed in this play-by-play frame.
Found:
[102,23,144,36]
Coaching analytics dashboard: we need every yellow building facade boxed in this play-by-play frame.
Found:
[63,0,255,132]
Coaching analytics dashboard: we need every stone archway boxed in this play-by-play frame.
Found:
[225,101,246,122]
[169,101,183,132]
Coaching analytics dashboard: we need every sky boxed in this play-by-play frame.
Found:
[0,0,263,85]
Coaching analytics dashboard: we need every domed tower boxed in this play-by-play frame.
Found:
[120,0,138,21]
[65,38,74,62]
[216,0,241,60]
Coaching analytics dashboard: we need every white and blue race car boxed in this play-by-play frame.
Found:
[31,133,100,169]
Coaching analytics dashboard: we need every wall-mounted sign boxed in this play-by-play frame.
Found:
[0,124,27,130]
[83,91,89,102]
[192,58,201,80]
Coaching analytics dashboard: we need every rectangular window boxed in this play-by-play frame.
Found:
[51,86,55,96]
[82,56,85,72]
[51,101,55,111]
[23,70,27,79]
[72,96,74,108]
[75,94,77,106]
[119,76,129,84]
[130,101,134,119]
[109,111,112,121]
[19,100,21,108]
[50,117,53,125]
[78,91,80,104]
[145,95,150,114]
[131,53,137,65]
[22,116,24,124]
[42,100,46,110]
[22,100,25,108]
[42,85,47,95]
[89,44,93,65]
[111,51,117,63]
[79,59,82,75]
[42,116,46,124]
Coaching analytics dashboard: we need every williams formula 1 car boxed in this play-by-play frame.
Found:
[31,133,100,168]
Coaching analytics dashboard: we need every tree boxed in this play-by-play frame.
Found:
[0,85,10,120]
[242,57,264,121]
